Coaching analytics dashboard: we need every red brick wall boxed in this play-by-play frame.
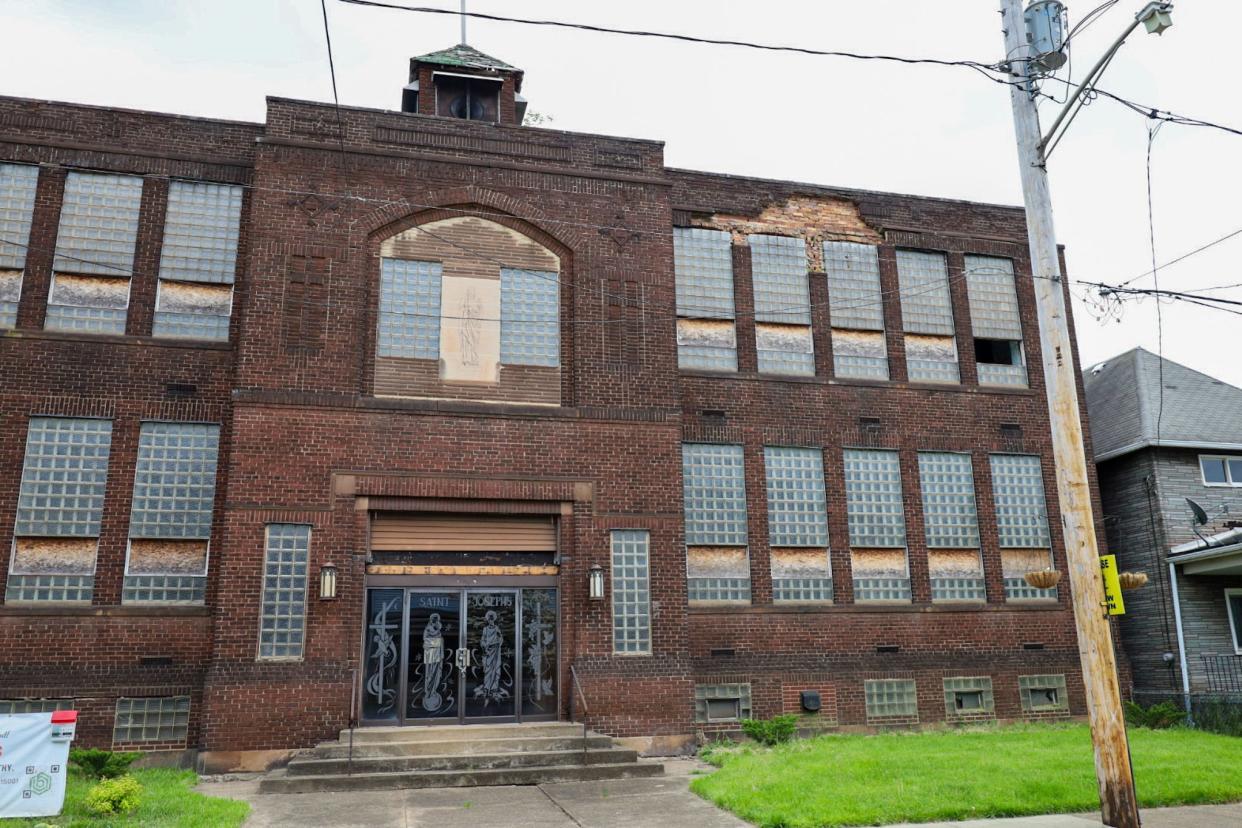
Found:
[0,91,1117,756]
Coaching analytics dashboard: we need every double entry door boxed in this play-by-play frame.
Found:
[361,587,558,725]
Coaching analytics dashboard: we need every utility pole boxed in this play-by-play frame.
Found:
[998,2,1141,826]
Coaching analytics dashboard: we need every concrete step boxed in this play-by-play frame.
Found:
[286,747,639,776]
[259,761,664,794]
[340,722,584,743]
[311,734,614,758]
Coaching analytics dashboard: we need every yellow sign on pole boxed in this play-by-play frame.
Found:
[1099,554,1125,616]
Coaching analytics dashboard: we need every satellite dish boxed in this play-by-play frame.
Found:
[1186,498,1209,526]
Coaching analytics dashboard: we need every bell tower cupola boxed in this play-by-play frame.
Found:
[401,44,527,126]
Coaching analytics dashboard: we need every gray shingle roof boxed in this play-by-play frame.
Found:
[412,44,518,72]
[1083,347,1242,461]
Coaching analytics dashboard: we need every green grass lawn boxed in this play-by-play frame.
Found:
[3,768,248,828]
[690,724,1242,827]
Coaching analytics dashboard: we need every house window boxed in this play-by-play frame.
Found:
[377,258,442,359]
[1019,674,1069,712]
[750,234,814,376]
[6,417,112,603]
[965,255,1027,386]
[824,241,888,379]
[843,449,906,548]
[1226,589,1242,654]
[1200,455,1242,487]
[113,696,190,745]
[0,162,39,328]
[675,227,737,371]
[123,422,220,604]
[257,524,311,660]
[500,267,560,367]
[47,172,142,334]
[611,530,652,655]
[152,181,241,340]
[896,250,958,384]
[864,679,918,721]
[0,698,73,715]
[683,443,750,602]
[694,683,752,723]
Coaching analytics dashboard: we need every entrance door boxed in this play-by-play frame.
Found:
[361,586,557,725]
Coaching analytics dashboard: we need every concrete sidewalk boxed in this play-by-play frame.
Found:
[199,760,1242,827]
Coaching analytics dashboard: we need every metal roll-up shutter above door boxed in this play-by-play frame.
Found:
[371,513,557,553]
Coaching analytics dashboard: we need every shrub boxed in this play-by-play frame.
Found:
[70,747,143,779]
[1191,696,1242,737]
[84,775,142,817]
[1124,700,1188,729]
[741,714,799,746]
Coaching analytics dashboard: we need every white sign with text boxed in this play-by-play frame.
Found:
[0,711,77,818]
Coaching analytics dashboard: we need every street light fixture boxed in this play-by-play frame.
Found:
[1137,2,1174,35]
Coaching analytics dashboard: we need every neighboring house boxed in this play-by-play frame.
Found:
[1085,348,1242,701]
[0,43,1105,771]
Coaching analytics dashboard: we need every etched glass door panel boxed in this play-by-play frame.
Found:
[463,591,517,719]
[362,588,405,721]
[521,588,558,717]
[406,591,460,720]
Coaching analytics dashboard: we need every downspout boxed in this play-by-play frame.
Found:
[1167,559,1193,717]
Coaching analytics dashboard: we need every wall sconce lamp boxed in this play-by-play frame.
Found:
[319,563,338,600]
[588,564,605,601]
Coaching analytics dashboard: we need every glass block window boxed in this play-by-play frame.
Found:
[990,454,1052,548]
[611,530,652,655]
[896,250,954,335]
[674,227,734,319]
[159,181,242,284]
[977,360,1028,387]
[686,577,751,603]
[944,677,995,717]
[1019,674,1069,712]
[833,331,889,380]
[773,577,833,602]
[377,258,442,359]
[45,273,129,335]
[5,574,94,603]
[500,267,560,366]
[1005,577,1057,601]
[965,255,1022,340]
[15,417,112,537]
[53,172,142,276]
[0,162,39,270]
[824,241,884,331]
[694,683,752,723]
[932,577,986,602]
[123,574,205,604]
[865,679,918,719]
[764,447,828,547]
[755,324,814,376]
[843,449,906,547]
[153,280,232,341]
[113,696,190,744]
[854,577,912,602]
[257,524,310,660]
[749,234,810,324]
[682,444,747,546]
[129,423,220,539]
[0,698,73,715]
[0,269,21,330]
[918,452,980,548]
[677,319,737,372]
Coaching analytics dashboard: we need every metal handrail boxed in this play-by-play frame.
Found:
[570,663,589,764]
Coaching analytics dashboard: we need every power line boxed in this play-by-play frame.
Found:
[1119,223,1242,288]
[336,0,1015,85]
[318,0,348,159]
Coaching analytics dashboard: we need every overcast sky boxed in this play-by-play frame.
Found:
[4,1,1239,385]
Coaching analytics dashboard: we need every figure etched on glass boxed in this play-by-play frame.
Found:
[421,612,445,711]
[474,610,509,702]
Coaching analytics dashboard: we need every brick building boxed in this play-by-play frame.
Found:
[0,44,1108,770]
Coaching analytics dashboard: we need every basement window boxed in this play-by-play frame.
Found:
[1019,674,1069,712]
[694,683,752,723]
[955,691,983,711]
